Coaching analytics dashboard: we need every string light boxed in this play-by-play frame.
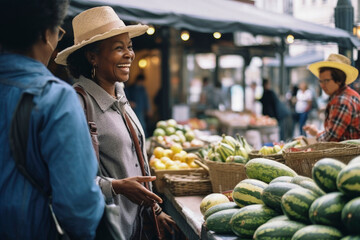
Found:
[213,32,222,39]
[147,26,155,35]
[286,34,294,44]
[138,59,148,68]
[181,31,190,41]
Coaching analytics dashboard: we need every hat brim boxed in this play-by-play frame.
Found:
[55,25,148,65]
[308,61,359,85]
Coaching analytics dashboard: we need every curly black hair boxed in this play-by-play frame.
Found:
[0,0,68,52]
[67,42,100,79]
[319,67,346,88]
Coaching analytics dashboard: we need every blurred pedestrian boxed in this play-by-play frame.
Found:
[0,0,104,239]
[303,53,360,141]
[294,82,312,136]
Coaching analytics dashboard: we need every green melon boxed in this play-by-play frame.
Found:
[269,176,294,184]
[204,202,239,220]
[342,196,360,235]
[205,208,240,234]
[337,163,360,197]
[232,179,268,207]
[253,220,306,240]
[312,158,346,193]
[292,224,343,240]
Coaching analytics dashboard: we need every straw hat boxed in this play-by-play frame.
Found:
[308,53,358,85]
[55,6,148,65]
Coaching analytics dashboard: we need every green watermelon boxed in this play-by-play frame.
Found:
[348,156,360,166]
[281,188,318,223]
[245,158,297,183]
[312,158,346,193]
[309,192,349,227]
[290,175,313,185]
[204,202,239,220]
[261,182,301,212]
[337,163,360,197]
[297,179,326,197]
[253,220,306,240]
[205,208,240,234]
[342,197,360,235]
[269,176,294,184]
[232,179,268,207]
[266,215,289,222]
[229,204,279,238]
[292,224,343,240]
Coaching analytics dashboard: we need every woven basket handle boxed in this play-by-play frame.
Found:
[194,159,210,172]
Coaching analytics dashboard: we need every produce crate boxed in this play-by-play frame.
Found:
[203,157,247,193]
[148,137,203,154]
[163,173,212,196]
[283,142,360,177]
[248,150,285,163]
[150,167,208,194]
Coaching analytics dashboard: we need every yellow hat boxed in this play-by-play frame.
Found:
[55,6,148,65]
[308,53,358,85]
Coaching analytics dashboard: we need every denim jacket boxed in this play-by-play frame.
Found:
[0,53,104,240]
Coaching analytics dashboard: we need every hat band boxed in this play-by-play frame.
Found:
[74,20,125,44]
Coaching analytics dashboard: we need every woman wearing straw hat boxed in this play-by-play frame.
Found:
[303,53,360,142]
[0,0,105,239]
[56,6,177,240]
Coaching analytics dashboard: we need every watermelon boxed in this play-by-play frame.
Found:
[341,236,360,240]
[204,202,239,220]
[229,204,279,238]
[232,179,268,207]
[266,215,289,222]
[245,158,297,183]
[253,220,306,240]
[205,208,240,234]
[261,182,301,212]
[200,193,230,215]
[290,175,313,185]
[309,192,349,227]
[269,176,294,184]
[337,163,360,197]
[292,224,343,240]
[281,188,318,223]
[348,156,360,166]
[297,179,326,197]
[312,158,346,193]
[342,196,360,235]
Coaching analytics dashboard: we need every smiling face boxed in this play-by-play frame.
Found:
[318,70,340,96]
[93,33,135,85]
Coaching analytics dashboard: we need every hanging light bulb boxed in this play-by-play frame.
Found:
[213,32,222,39]
[286,34,295,44]
[181,31,190,41]
[138,59,148,68]
[147,26,155,35]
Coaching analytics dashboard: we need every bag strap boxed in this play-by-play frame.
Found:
[122,112,161,238]
[9,92,66,236]
[74,86,100,162]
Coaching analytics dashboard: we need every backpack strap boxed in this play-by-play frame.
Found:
[74,85,100,162]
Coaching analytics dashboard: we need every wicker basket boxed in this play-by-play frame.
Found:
[203,157,247,193]
[248,150,285,163]
[163,173,212,196]
[283,142,360,177]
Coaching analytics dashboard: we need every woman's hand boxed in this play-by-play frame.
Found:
[112,176,162,206]
[156,211,179,239]
[303,124,319,137]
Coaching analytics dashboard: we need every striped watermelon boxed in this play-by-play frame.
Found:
[337,163,360,197]
[281,188,318,223]
[341,196,360,235]
[261,182,301,212]
[205,208,240,234]
[297,179,326,197]
[232,179,268,207]
[267,215,289,222]
[269,176,294,184]
[290,175,313,185]
[309,192,349,227]
[312,158,346,193]
[292,225,343,240]
[253,220,306,240]
[204,202,239,220]
[245,158,297,183]
[229,204,279,238]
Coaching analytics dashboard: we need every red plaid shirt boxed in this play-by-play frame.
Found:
[317,86,360,142]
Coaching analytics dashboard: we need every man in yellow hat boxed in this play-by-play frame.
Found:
[303,53,360,141]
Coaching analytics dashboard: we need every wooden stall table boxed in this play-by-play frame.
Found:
[162,189,241,240]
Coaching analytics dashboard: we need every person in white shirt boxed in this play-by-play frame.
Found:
[294,82,312,136]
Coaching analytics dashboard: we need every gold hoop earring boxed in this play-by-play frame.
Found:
[91,66,96,79]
